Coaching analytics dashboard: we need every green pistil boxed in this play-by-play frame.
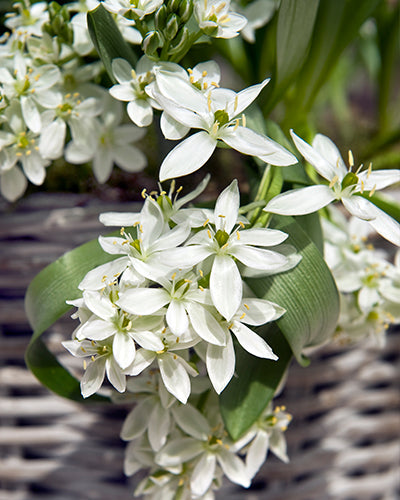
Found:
[15,77,30,95]
[130,238,142,252]
[341,172,358,190]
[17,133,30,149]
[213,109,229,127]
[215,229,229,247]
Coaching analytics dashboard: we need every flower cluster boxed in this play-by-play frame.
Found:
[0,0,147,201]
[322,207,400,346]
[63,178,295,495]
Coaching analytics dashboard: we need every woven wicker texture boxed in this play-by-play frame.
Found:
[1,194,399,500]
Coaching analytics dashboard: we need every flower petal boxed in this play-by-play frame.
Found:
[214,179,239,233]
[127,99,153,127]
[113,331,136,369]
[81,357,106,398]
[159,131,216,181]
[245,430,270,479]
[158,353,191,403]
[265,185,335,215]
[210,255,242,320]
[186,301,226,346]
[231,321,278,359]
[171,404,210,440]
[206,334,235,394]
[120,397,155,440]
[236,228,288,247]
[148,403,171,451]
[216,447,251,487]
[237,298,285,326]
[166,300,189,336]
[191,453,217,497]
[117,288,170,315]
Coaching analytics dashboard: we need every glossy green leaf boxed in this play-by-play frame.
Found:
[25,235,119,402]
[87,4,137,83]
[247,215,339,364]
[220,324,292,440]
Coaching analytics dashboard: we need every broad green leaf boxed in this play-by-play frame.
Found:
[262,0,319,112]
[87,5,137,84]
[219,324,292,440]
[247,215,339,364]
[25,235,119,402]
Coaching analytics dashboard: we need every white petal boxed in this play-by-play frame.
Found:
[231,322,278,359]
[76,318,116,341]
[214,179,239,233]
[113,331,136,369]
[127,99,153,127]
[156,72,208,115]
[312,133,347,177]
[128,349,155,375]
[237,298,285,325]
[105,357,126,392]
[120,397,154,440]
[39,118,66,159]
[237,228,288,247]
[230,245,288,271]
[159,132,216,181]
[291,130,345,181]
[166,300,189,336]
[358,286,380,313]
[186,301,227,346]
[158,353,191,404]
[210,255,242,320]
[81,357,106,398]
[216,447,251,487]
[79,257,128,290]
[117,288,170,315]
[359,169,400,191]
[148,403,171,451]
[21,95,41,133]
[99,212,141,227]
[191,453,217,497]
[151,222,191,252]
[246,431,270,478]
[265,185,335,215]
[93,149,114,183]
[222,126,296,166]
[233,79,270,117]
[206,335,235,394]
[132,330,164,351]
[65,141,94,164]
[160,112,190,140]
[155,438,203,467]
[111,58,133,83]
[171,404,210,440]
[21,153,46,185]
[84,290,115,319]
[0,166,27,202]
[109,83,135,101]
[162,245,213,268]
[113,145,147,173]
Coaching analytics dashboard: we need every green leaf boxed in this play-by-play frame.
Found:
[87,4,137,83]
[247,215,339,364]
[220,324,292,440]
[262,0,319,112]
[24,236,119,402]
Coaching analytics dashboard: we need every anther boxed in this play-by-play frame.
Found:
[348,150,354,168]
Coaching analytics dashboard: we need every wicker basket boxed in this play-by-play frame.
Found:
[1,194,399,500]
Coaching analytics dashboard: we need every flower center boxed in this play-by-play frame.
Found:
[214,229,229,247]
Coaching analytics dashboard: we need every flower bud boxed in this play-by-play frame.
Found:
[167,0,180,13]
[142,30,163,57]
[179,0,193,23]
[167,25,191,57]
[154,4,167,31]
[164,13,179,41]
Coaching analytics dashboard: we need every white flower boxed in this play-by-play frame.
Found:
[64,99,147,182]
[156,403,251,496]
[235,0,277,43]
[0,53,61,133]
[62,337,128,397]
[39,92,102,160]
[194,0,247,39]
[4,1,49,38]
[164,180,291,320]
[265,131,400,246]
[109,57,157,127]
[150,72,296,180]
[238,403,292,479]
[104,0,163,20]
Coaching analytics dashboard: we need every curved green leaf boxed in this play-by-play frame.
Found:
[24,236,119,402]
[87,4,137,84]
[247,214,339,364]
[220,324,292,440]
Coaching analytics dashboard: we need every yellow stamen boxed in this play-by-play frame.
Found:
[207,92,212,112]
[207,229,212,239]
[369,184,377,197]
[239,312,246,320]
[329,175,339,188]
[348,150,354,168]
[236,230,240,240]
[203,218,210,227]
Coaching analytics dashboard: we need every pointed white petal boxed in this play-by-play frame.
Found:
[113,331,136,369]
[265,185,335,215]
[191,453,217,497]
[159,132,216,181]
[111,58,133,83]
[93,149,114,183]
[117,288,169,315]
[114,145,147,173]
[21,95,41,133]
[79,257,128,290]
[246,431,270,478]
[120,397,155,440]
[171,404,210,440]
[128,349,155,376]
[148,403,171,451]
[231,322,278,359]
[210,255,242,320]
[237,228,288,247]
[105,357,126,392]
[81,357,106,398]
[99,212,141,227]
[233,79,270,116]
[127,99,153,127]
[237,298,285,325]
[158,353,191,404]
[214,179,239,233]
[0,166,27,202]
[186,301,227,346]
[217,447,251,487]
[312,133,347,176]
[230,245,288,272]
[359,169,400,191]
[160,112,190,140]
[156,72,208,115]
[291,130,345,181]
[83,290,115,319]
[39,118,66,160]
[162,245,213,268]
[132,330,164,351]
[206,335,235,394]
[166,300,189,336]
[151,222,191,252]
[21,153,46,185]
[76,318,116,341]
[155,438,203,467]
